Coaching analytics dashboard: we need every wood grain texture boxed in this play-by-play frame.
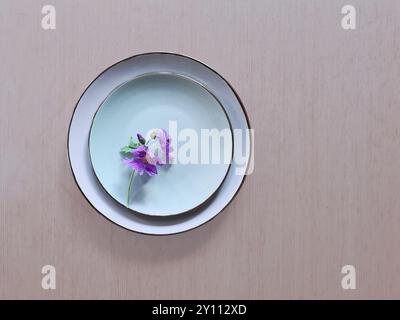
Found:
[1,0,400,299]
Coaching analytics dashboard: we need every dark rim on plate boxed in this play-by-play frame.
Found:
[67,52,252,236]
[88,71,234,217]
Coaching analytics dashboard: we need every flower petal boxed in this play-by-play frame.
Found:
[131,145,147,158]
[137,133,146,145]
[144,164,157,176]
[123,157,145,175]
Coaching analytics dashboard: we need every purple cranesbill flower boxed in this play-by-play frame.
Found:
[122,129,171,207]
[122,158,158,176]
[123,146,157,176]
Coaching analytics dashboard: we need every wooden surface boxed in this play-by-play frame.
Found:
[1,0,400,299]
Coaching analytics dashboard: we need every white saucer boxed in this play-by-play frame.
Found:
[68,52,251,235]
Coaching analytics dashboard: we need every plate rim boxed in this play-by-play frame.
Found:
[88,71,234,217]
[67,51,252,236]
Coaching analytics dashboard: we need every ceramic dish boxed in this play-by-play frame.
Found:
[89,72,233,216]
[68,52,251,235]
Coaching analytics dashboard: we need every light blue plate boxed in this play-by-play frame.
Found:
[89,73,233,216]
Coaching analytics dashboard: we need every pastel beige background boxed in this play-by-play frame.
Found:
[1,0,400,299]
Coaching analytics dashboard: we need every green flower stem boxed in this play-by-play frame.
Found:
[126,170,136,207]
